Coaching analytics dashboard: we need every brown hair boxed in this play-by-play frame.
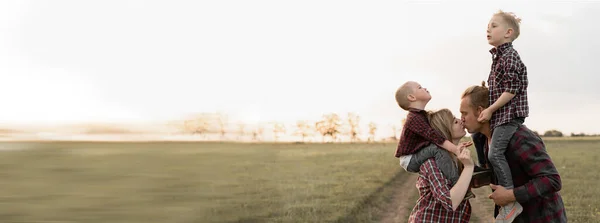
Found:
[461,81,490,109]
[494,10,521,41]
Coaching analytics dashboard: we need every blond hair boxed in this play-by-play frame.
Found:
[494,10,521,41]
[395,82,414,110]
[427,108,463,171]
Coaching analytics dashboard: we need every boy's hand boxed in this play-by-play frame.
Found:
[477,108,492,123]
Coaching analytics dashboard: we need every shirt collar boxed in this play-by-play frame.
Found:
[489,42,512,57]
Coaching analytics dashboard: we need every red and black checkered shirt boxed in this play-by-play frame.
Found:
[395,108,446,158]
[408,158,471,223]
[488,42,529,130]
[474,125,567,223]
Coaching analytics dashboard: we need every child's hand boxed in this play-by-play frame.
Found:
[477,108,492,123]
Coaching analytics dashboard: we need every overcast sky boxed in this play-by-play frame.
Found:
[0,0,598,134]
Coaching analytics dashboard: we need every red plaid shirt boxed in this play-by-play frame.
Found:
[408,159,471,223]
[488,42,529,130]
[395,108,446,157]
[474,125,567,223]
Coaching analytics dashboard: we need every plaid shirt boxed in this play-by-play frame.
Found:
[408,159,471,223]
[473,125,567,223]
[395,108,446,157]
[488,42,529,130]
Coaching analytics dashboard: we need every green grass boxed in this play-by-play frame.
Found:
[0,142,405,223]
[0,139,596,222]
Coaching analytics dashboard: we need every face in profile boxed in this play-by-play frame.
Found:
[460,97,482,134]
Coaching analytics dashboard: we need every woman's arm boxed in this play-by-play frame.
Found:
[425,149,475,211]
[449,165,474,210]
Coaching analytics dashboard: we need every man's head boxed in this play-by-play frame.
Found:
[395,81,431,111]
[487,10,521,47]
[460,81,489,133]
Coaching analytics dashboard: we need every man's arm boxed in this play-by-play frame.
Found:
[511,129,562,203]
[406,114,458,155]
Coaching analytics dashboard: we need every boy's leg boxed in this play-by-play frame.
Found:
[407,144,459,184]
[488,120,522,188]
[489,119,523,222]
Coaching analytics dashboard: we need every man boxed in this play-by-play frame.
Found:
[459,82,567,223]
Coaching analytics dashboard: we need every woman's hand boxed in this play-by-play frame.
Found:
[458,148,474,167]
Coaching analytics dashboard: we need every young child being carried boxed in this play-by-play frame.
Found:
[394,81,473,200]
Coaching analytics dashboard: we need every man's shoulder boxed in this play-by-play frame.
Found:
[508,124,545,148]
[513,125,539,139]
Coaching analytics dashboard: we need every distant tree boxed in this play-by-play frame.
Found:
[368,122,377,143]
[390,125,399,141]
[294,120,312,143]
[217,113,228,140]
[347,112,361,143]
[182,115,211,138]
[571,132,586,137]
[272,122,286,142]
[543,129,563,137]
[251,125,264,141]
[315,113,342,143]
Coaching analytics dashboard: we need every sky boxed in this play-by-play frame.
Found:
[0,0,598,135]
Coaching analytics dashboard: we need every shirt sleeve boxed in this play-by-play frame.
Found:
[422,159,454,211]
[502,54,522,95]
[512,130,563,204]
[405,113,446,145]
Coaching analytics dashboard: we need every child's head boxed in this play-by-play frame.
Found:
[487,10,521,47]
[395,81,431,111]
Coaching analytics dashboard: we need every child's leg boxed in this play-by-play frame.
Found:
[408,144,459,184]
[489,119,523,222]
[488,122,520,189]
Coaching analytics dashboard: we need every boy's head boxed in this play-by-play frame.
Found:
[395,81,431,111]
[487,10,521,47]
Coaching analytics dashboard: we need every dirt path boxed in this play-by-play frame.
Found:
[378,176,494,223]
[379,174,418,223]
[469,187,495,222]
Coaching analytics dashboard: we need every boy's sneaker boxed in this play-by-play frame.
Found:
[495,201,523,223]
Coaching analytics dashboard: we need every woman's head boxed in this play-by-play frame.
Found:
[428,108,466,142]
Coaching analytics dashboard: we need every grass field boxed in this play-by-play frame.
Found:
[0,139,597,222]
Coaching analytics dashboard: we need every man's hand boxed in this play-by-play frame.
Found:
[477,108,492,123]
[488,184,516,206]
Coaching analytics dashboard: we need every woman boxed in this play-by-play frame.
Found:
[408,109,475,223]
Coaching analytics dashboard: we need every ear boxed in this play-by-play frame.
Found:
[476,106,485,116]
[407,94,416,102]
[504,28,514,38]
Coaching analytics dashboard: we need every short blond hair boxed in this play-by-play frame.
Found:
[494,10,521,41]
[395,82,414,110]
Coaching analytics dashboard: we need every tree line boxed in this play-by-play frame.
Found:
[177,112,403,143]
[178,112,595,143]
